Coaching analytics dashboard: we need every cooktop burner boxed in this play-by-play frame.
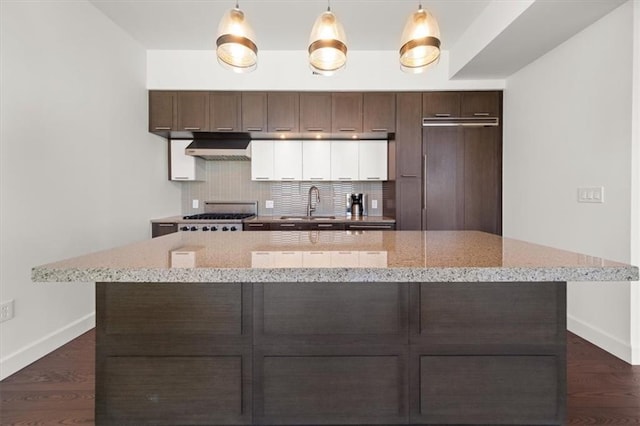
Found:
[182,213,255,220]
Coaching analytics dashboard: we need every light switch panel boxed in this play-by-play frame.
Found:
[192,199,199,209]
[266,200,274,209]
[577,187,604,203]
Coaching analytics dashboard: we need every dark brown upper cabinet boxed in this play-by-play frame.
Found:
[422,92,461,118]
[267,92,299,133]
[149,91,177,132]
[299,92,332,133]
[209,92,241,132]
[461,91,500,118]
[363,92,396,133]
[177,91,208,131]
[332,93,363,133]
[241,92,267,132]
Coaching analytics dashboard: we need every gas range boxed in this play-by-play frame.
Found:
[179,201,257,233]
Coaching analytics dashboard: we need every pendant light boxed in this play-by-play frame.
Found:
[308,1,347,76]
[399,3,441,74]
[216,1,258,73]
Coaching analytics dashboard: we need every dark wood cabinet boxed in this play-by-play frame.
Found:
[461,91,500,117]
[344,223,395,230]
[244,222,271,231]
[270,222,308,231]
[422,92,461,118]
[363,92,396,133]
[332,92,363,133]
[308,222,344,230]
[241,92,267,132]
[149,91,177,132]
[267,92,299,133]
[299,92,331,132]
[209,92,241,132]
[151,222,178,238]
[177,91,208,131]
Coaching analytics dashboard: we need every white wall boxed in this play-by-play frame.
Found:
[504,1,636,362]
[147,50,505,91]
[631,0,640,365]
[0,1,181,379]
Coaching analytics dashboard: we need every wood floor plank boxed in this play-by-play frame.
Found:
[1,329,639,425]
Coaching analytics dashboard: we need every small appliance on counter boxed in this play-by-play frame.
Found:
[346,193,367,217]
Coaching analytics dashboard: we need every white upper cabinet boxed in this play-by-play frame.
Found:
[302,140,331,181]
[358,139,388,181]
[274,140,303,181]
[251,140,274,180]
[170,139,204,181]
[330,140,359,181]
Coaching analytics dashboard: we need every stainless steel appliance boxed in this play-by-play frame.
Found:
[180,201,257,232]
[346,193,367,217]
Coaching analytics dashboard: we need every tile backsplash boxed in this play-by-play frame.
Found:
[181,161,384,217]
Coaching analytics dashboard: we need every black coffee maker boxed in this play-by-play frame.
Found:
[346,193,367,217]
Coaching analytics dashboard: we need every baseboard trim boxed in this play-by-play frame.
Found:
[568,314,635,364]
[0,312,95,381]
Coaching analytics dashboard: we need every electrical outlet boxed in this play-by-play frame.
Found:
[0,300,14,323]
[266,200,274,209]
[578,186,604,203]
[192,199,199,209]
[371,199,378,209]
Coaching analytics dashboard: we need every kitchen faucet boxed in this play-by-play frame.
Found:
[307,186,320,216]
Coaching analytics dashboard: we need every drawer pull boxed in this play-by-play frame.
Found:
[173,176,190,180]
[246,127,263,131]
[281,177,295,180]
[338,177,352,180]
[371,128,388,132]
[339,128,356,132]
[306,128,324,132]
[216,127,234,131]
[366,177,381,180]
[157,224,175,227]
[310,177,325,180]
[473,112,490,116]
[183,127,201,130]
[317,224,334,228]
[255,177,270,180]
[349,225,392,229]
[248,224,265,227]
[401,174,418,178]
[154,126,171,130]
[279,224,296,227]
[275,127,292,132]
[434,113,451,117]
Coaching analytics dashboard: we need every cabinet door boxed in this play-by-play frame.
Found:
[463,126,501,234]
[273,140,302,181]
[302,140,331,181]
[397,177,422,230]
[363,92,396,133]
[242,92,267,132]
[359,140,388,181]
[149,91,177,132]
[423,127,464,230]
[209,92,241,132]
[177,91,208,131]
[396,93,422,178]
[152,223,178,238]
[268,92,299,133]
[332,92,363,133]
[251,140,274,181]
[422,92,461,118]
[330,140,359,181]
[300,92,332,132]
[170,139,204,181]
[244,222,271,231]
[461,91,500,118]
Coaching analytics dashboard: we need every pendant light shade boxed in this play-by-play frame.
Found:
[308,7,347,76]
[216,5,258,73]
[399,4,441,74]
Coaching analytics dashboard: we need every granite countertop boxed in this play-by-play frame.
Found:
[32,231,638,283]
[151,215,396,224]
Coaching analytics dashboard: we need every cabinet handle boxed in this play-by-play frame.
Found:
[434,113,451,117]
[174,176,190,180]
[306,128,324,132]
[473,112,490,116]
[246,127,263,131]
[255,177,270,180]
[401,174,417,178]
[275,127,291,132]
[154,126,171,130]
[317,224,334,228]
[338,177,352,180]
[310,177,325,180]
[371,128,388,132]
[281,177,295,180]
[216,127,234,131]
[248,224,265,227]
[339,128,356,132]
[158,224,175,227]
[423,154,427,210]
[279,224,296,227]
[366,177,381,180]
[183,127,201,130]
[348,225,392,229]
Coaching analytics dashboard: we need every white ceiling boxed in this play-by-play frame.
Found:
[88,0,492,51]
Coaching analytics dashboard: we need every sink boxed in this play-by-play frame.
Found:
[279,215,337,220]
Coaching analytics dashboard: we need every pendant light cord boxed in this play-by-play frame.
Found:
[327,0,331,12]
[235,1,239,8]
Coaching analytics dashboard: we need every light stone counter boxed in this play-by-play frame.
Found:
[32,231,638,283]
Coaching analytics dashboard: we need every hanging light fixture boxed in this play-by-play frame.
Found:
[399,3,441,74]
[216,1,258,73]
[308,1,347,76]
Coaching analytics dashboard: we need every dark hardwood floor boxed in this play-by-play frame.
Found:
[0,330,638,425]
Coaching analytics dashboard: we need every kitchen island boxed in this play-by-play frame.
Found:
[32,231,638,426]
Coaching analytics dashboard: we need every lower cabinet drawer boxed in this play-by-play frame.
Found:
[101,356,249,425]
[308,222,345,230]
[244,222,270,231]
[414,355,561,424]
[255,350,408,425]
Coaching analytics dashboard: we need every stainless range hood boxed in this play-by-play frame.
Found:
[184,133,251,160]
